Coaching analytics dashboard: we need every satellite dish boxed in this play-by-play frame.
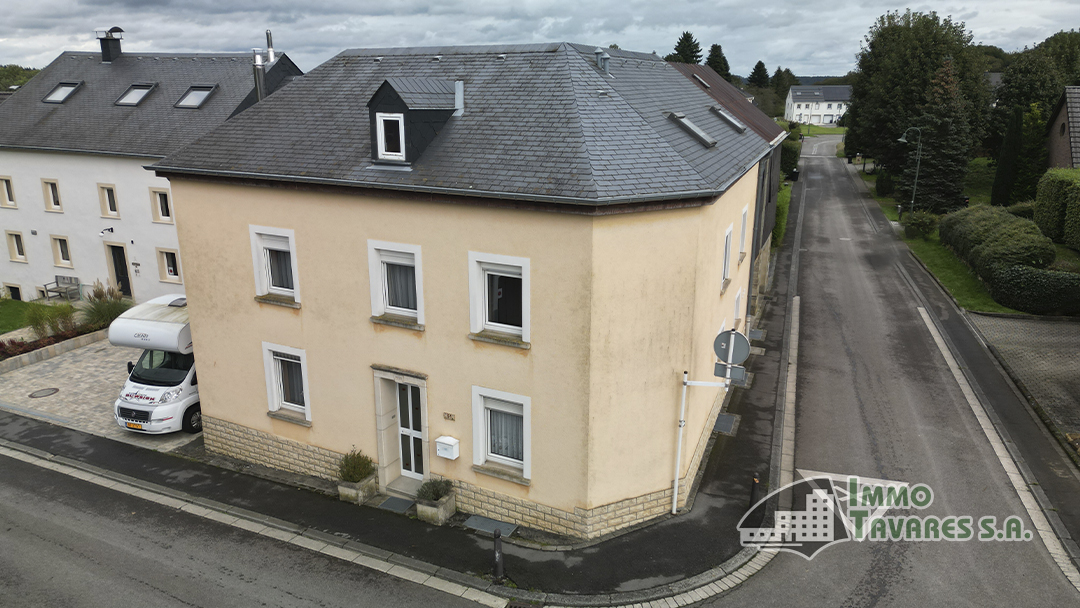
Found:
[713,330,750,365]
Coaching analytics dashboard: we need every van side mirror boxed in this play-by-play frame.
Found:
[127,361,134,374]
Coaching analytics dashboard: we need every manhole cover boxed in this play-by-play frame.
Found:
[29,388,60,398]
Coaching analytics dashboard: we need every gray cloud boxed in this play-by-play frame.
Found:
[0,1,1072,76]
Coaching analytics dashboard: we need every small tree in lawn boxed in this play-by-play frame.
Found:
[990,106,1022,206]
[898,58,972,214]
[706,44,732,82]
[748,61,770,88]
[1012,103,1049,203]
[666,32,702,64]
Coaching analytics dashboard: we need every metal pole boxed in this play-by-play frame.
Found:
[672,371,689,514]
[493,529,504,582]
[911,136,922,218]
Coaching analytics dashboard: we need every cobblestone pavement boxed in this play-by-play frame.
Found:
[968,313,1080,438]
[0,340,198,452]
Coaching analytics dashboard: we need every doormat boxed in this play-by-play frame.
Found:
[377,496,414,514]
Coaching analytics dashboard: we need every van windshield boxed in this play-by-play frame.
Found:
[130,350,194,387]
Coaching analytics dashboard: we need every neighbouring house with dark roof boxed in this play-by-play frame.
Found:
[784,85,852,125]
[669,62,787,317]
[152,42,776,539]
[0,28,301,303]
[1048,87,1080,169]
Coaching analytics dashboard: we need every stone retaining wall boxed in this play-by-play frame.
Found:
[0,329,109,375]
[203,416,342,481]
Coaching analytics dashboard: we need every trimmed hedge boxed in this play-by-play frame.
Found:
[988,265,1080,315]
[1066,189,1080,251]
[780,139,801,177]
[1005,201,1035,219]
[938,204,1068,314]
[1034,169,1080,243]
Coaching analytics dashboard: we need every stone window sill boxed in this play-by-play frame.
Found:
[255,293,300,309]
[719,278,731,295]
[738,251,746,265]
[268,409,310,427]
[473,462,530,486]
[371,314,424,332]
[469,331,530,350]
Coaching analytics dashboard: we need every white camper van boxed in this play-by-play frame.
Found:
[108,294,201,434]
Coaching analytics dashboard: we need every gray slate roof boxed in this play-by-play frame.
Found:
[155,43,773,206]
[0,51,272,157]
[383,77,456,109]
[789,85,851,103]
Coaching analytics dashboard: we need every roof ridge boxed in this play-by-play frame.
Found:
[557,45,599,201]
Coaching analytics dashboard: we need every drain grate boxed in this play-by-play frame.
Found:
[28,388,59,398]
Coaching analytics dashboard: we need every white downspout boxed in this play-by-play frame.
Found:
[672,371,689,514]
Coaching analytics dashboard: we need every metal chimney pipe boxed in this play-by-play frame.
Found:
[594,47,604,67]
[252,49,266,101]
[266,30,275,63]
[601,52,611,76]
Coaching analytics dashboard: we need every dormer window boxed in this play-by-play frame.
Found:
[376,112,406,161]
[116,83,156,106]
[43,81,82,104]
[176,85,217,109]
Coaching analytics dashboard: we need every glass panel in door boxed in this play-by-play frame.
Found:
[397,382,424,479]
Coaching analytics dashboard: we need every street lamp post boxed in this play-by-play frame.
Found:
[898,127,923,220]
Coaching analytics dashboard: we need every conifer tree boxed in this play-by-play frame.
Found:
[990,106,1022,206]
[666,32,702,64]
[706,44,732,82]
[748,61,770,88]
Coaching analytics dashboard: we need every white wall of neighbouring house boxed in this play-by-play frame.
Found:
[0,149,183,302]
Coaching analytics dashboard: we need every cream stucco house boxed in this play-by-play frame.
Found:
[153,43,778,539]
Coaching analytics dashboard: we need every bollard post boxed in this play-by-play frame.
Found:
[748,474,761,509]
[493,528,504,582]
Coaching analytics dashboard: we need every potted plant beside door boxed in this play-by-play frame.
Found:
[337,449,378,504]
[416,478,456,525]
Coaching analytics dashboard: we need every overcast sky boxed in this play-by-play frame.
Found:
[2,1,1075,76]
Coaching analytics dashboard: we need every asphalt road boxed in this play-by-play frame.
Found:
[704,139,1079,606]
[0,454,483,608]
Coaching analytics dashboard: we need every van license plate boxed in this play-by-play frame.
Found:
[126,423,143,430]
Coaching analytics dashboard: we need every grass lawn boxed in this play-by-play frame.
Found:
[0,299,47,335]
[1050,244,1080,274]
[904,232,1019,313]
[964,157,994,205]
[803,125,847,138]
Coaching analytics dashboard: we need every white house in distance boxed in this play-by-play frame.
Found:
[0,27,300,303]
[784,85,852,125]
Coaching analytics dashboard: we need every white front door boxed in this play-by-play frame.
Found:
[397,382,424,480]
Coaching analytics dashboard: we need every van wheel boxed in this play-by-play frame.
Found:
[182,405,202,434]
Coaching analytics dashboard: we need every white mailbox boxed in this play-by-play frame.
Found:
[435,436,459,460]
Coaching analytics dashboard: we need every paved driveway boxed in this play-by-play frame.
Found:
[0,338,198,452]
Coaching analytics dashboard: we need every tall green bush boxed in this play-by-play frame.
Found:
[780,140,801,177]
[1034,168,1080,242]
[81,280,132,330]
[1065,190,1080,251]
[876,171,895,197]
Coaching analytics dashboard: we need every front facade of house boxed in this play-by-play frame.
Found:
[156,43,774,539]
[784,85,852,125]
[0,29,301,303]
[1047,87,1079,169]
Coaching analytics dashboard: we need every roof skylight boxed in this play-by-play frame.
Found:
[175,85,217,109]
[43,81,82,104]
[116,83,156,106]
[710,105,747,134]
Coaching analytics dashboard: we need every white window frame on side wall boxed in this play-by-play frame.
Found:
[150,188,173,223]
[367,240,424,325]
[375,112,406,161]
[1,177,15,208]
[99,184,120,218]
[739,206,748,260]
[722,225,733,284]
[472,385,531,480]
[157,248,182,283]
[51,235,73,268]
[262,341,311,422]
[249,225,300,303]
[6,231,26,262]
[468,251,530,343]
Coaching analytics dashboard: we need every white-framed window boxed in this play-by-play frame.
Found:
[472,385,531,479]
[1,177,15,208]
[176,85,216,109]
[6,231,26,262]
[249,226,300,302]
[837,103,843,110]
[796,103,801,109]
[740,206,748,256]
[827,103,832,109]
[722,226,733,282]
[262,342,310,421]
[116,83,155,106]
[157,248,181,283]
[42,179,62,211]
[367,240,424,324]
[469,251,530,342]
[151,189,173,223]
[99,184,119,217]
[375,112,406,161]
[51,235,72,267]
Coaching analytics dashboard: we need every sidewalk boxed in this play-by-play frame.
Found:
[0,258,795,605]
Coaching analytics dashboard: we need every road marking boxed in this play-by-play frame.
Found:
[917,306,1080,590]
